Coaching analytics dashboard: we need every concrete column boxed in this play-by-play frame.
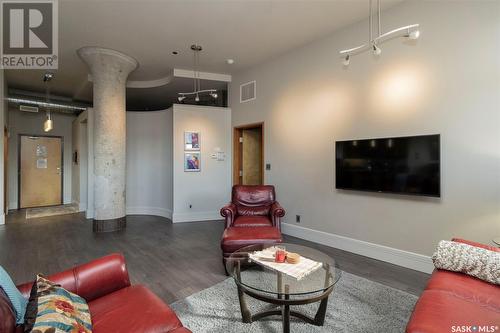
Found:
[77,47,138,232]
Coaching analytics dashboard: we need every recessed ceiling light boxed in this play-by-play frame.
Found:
[226,59,234,65]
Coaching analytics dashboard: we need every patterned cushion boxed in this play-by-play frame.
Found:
[432,240,500,285]
[24,275,92,333]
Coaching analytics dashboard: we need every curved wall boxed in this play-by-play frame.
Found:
[126,109,173,218]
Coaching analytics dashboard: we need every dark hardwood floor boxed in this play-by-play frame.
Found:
[0,211,429,304]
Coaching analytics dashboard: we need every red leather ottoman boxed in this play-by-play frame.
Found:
[221,226,282,273]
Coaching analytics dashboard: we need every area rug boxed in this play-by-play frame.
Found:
[26,204,79,219]
[171,271,418,333]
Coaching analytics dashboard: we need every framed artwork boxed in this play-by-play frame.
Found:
[184,132,200,151]
[184,152,201,172]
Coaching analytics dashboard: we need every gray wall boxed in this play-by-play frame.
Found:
[126,109,173,218]
[7,109,76,209]
[229,1,500,256]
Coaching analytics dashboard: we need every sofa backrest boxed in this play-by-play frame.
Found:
[232,185,275,216]
[16,253,131,303]
[452,238,500,252]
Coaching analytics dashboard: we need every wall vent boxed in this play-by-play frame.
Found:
[19,105,39,113]
[240,80,256,103]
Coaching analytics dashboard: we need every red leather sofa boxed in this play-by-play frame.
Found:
[1,253,191,333]
[220,185,285,271]
[406,238,500,333]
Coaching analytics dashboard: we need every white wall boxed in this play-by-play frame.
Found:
[71,110,89,212]
[7,109,76,209]
[126,109,173,218]
[172,104,231,222]
[229,1,500,271]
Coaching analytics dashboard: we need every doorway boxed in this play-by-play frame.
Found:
[233,123,264,185]
[18,135,63,209]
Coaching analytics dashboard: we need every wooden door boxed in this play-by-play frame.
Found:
[242,128,262,185]
[19,135,63,208]
[233,123,264,185]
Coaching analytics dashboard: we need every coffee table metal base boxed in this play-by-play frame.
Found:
[236,282,333,333]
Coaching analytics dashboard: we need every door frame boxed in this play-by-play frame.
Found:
[18,134,64,209]
[4,127,7,214]
[233,122,264,185]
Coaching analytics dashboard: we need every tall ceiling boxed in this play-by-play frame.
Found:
[5,0,403,109]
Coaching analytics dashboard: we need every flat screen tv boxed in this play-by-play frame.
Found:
[335,134,440,197]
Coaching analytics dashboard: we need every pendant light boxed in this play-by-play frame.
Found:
[340,0,420,66]
[178,44,218,102]
[43,72,54,132]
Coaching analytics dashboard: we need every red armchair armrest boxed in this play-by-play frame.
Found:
[17,253,131,302]
[220,203,237,228]
[270,202,285,230]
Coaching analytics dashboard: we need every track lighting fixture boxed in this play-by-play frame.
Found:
[343,55,350,66]
[43,72,54,132]
[177,44,218,102]
[339,0,420,65]
[44,114,53,132]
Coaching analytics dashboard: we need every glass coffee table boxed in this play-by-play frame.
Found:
[225,243,342,333]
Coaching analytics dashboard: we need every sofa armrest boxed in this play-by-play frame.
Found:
[17,253,131,302]
[452,238,500,252]
[220,203,237,228]
[270,202,285,230]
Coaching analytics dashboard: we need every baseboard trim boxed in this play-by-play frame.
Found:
[172,211,222,223]
[126,206,173,220]
[281,223,434,274]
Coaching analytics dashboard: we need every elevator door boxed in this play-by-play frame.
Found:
[19,135,63,208]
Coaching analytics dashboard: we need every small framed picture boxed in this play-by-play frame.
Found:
[184,152,201,172]
[184,132,200,151]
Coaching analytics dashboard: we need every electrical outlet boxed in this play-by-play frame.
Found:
[296,215,301,223]
[266,163,271,170]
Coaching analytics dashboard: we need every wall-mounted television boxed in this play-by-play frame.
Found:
[335,134,440,197]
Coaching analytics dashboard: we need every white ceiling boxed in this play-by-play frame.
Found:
[5,0,403,107]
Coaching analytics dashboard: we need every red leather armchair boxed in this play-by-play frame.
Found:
[406,239,500,333]
[1,254,191,333]
[221,185,285,230]
[220,185,285,273]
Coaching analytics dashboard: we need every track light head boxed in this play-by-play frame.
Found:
[43,72,54,82]
[44,118,53,132]
[407,30,420,40]
[178,95,186,102]
[342,55,350,66]
[211,92,218,99]
[373,45,382,56]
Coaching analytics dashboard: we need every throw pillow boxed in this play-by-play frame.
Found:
[432,240,500,285]
[24,275,92,333]
[0,265,28,324]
